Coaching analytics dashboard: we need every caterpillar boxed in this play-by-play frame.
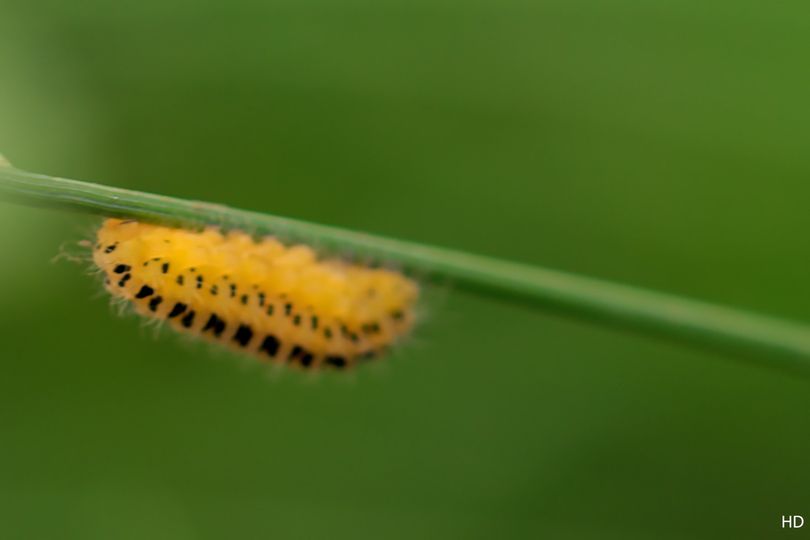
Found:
[93,218,419,369]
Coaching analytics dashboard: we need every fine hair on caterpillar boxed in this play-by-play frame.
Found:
[89,218,420,371]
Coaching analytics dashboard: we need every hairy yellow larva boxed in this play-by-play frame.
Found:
[93,219,419,369]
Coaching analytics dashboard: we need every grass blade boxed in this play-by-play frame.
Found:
[2,160,810,371]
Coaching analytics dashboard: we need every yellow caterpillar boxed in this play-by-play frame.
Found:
[93,219,418,369]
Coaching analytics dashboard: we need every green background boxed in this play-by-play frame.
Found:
[1,1,809,538]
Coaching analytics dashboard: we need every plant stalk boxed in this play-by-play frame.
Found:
[2,161,809,371]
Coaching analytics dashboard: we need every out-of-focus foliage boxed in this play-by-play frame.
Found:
[1,1,809,538]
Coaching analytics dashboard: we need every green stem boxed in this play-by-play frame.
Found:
[2,161,809,371]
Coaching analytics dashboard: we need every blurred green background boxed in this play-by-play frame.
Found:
[2,1,810,538]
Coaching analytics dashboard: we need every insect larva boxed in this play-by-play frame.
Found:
[92,219,418,369]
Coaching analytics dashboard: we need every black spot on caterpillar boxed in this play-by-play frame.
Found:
[136,285,154,299]
[168,302,187,318]
[233,324,254,347]
[148,296,163,312]
[260,335,280,357]
[325,356,347,369]
[202,313,226,337]
[181,310,196,328]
